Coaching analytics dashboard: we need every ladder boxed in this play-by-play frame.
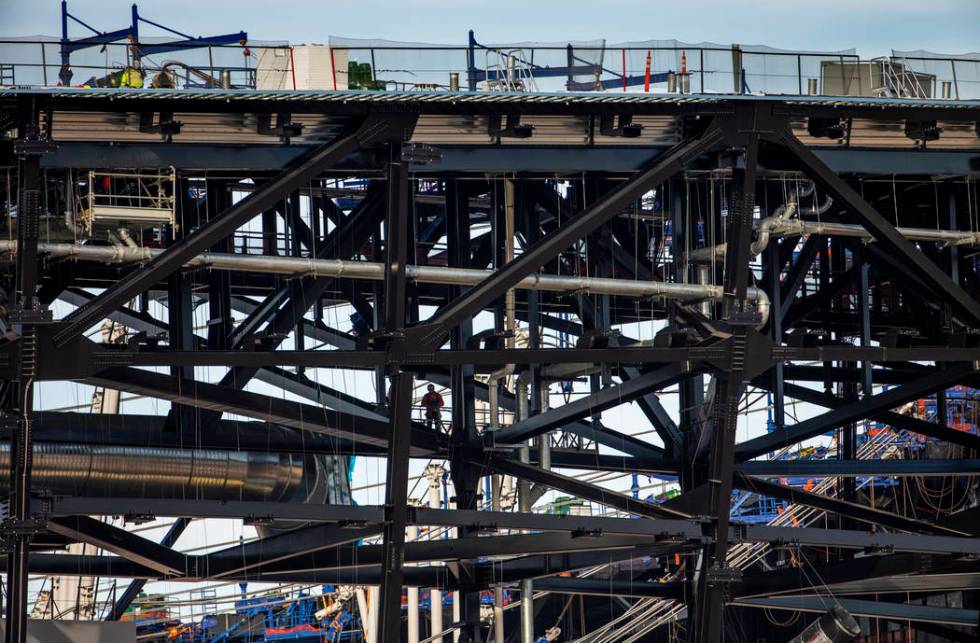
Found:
[483,49,537,92]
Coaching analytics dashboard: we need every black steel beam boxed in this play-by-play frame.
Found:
[219,182,387,393]
[480,455,691,519]
[694,132,759,643]
[530,578,682,599]
[256,366,388,422]
[736,552,959,598]
[107,517,189,620]
[221,533,669,576]
[408,122,727,348]
[229,296,356,350]
[46,516,187,576]
[619,365,684,453]
[41,497,703,537]
[84,366,446,453]
[488,362,699,446]
[231,184,384,348]
[36,141,980,175]
[198,523,378,578]
[6,134,42,643]
[773,346,980,363]
[51,114,413,348]
[418,368,669,460]
[80,344,733,373]
[733,474,968,536]
[737,458,980,477]
[57,288,172,338]
[775,380,980,451]
[376,150,413,643]
[733,596,979,628]
[779,234,821,324]
[0,554,447,588]
[765,123,980,325]
[735,362,978,460]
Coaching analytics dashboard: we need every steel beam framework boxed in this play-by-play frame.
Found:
[0,89,978,642]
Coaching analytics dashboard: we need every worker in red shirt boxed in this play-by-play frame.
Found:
[421,384,445,430]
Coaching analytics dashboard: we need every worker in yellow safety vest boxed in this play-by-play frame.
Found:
[79,66,144,89]
[119,66,144,88]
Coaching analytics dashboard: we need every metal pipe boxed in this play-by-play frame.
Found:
[366,586,379,643]
[678,72,690,95]
[487,180,518,430]
[407,522,421,643]
[687,206,980,264]
[426,466,444,643]
[515,376,535,643]
[356,589,371,643]
[115,228,138,250]
[5,242,772,324]
[696,265,712,317]
[0,443,306,501]
[732,44,743,94]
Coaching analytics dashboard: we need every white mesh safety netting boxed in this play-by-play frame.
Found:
[328,36,859,94]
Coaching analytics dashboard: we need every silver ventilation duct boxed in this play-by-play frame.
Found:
[0,443,339,503]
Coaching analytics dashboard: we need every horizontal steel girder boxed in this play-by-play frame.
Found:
[732,596,979,628]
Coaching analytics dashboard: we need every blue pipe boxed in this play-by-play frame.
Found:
[467,30,477,91]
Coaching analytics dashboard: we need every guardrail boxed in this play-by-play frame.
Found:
[3,37,979,99]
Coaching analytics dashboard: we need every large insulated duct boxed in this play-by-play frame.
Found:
[0,443,316,501]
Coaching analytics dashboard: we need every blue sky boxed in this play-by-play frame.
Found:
[2,0,979,56]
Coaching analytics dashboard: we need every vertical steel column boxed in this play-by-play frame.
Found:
[858,251,873,397]
[286,190,306,358]
[262,203,279,255]
[378,154,411,643]
[163,178,198,433]
[693,136,758,643]
[444,178,472,643]
[583,178,613,449]
[382,158,409,331]
[407,521,421,643]
[521,181,539,643]
[372,218,386,405]
[767,240,785,432]
[673,172,706,614]
[206,179,233,351]
[446,178,480,643]
[936,183,960,426]
[5,132,42,643]
[670,176,703,488]
[446,178,476,435]
[378,372,414,643]
[835,241,857,513]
